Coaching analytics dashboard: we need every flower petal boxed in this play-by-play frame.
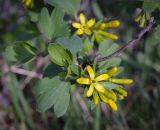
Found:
[104,89,117,101]
[76,78,90,85]
[109,78,133,84]
[72,22,81,28]
[79,13,86,24]
[106,67,118,77]
[84,28,92,35]
[95,74,109,82]
[86,65,95,79]
[99,93,109,103]
[108,100,118,111]
[86,84,94,97]
[98,30,118,40]
[93,91,99,105]
[75,29,84,35]
[94,83,106,93]
[87,18,95,28]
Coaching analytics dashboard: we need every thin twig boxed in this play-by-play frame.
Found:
[97,17,155,62]
[19,56,47,89]
[10,65,43,79]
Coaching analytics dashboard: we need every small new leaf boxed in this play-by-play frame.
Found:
[48,44,73,66]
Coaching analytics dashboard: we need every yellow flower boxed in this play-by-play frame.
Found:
[76,66,133,111]
[94,20,120,42]
[99,20,120,30]
[106,67,133,85]
[72,13,95,35]
[105,67,133,100]
[77,65,109,97]
[23,0,33,8]
[76,65,118,111]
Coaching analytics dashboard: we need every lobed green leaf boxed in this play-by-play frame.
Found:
[33,77,70,117]
[48,44,73,66]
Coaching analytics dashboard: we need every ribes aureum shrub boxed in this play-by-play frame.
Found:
[3,0,160,118]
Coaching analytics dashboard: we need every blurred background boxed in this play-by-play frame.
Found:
[0,0,160,130]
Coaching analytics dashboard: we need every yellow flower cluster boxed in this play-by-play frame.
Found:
[22,0,33,8]
[76,65,133,111]
[72,13,120,42]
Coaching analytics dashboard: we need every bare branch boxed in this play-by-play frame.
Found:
[10,65,43,79]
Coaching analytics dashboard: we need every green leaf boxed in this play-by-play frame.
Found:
[70,64,81,75]
[33,77,70,117]
[82,37,94,54]
[98,57,121,72]
[48,44,73,66]
[99,40,119,57]
[3,46,17,62]
[50,8,70,38]
[13,42,37,64]
[38,8,70,40]
[102,82,121,90]
[57,36,83,57]
[92,2,104,19]
[47,0,81,15]
[142,0,160,14]
[29,11,39,22]
[54,86,70,117]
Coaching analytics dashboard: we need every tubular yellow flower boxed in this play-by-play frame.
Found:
[23,0,33,8]
[105,67,133,85]
[99,92,109,103]
[76,66,133,112]
[76,78,90,85]
[108,100,118,111]
[106,67,118,77]
[99,20,120,30]
[104,89,117,101]
[94,19,120,42]
[97,30,119,40]
[76,65,119,111]
[134,11,149,28]
[99,92,117,111]
[109,78,133,84]
[72,13,95,35]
